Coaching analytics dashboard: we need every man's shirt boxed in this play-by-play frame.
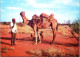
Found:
[10,22,17,33]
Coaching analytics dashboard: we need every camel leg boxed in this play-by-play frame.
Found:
[50,28,56,44]
[34,24,38,44]
[39,32,41,43]
[53,30,56,42]
[39,30,43,43]
[50,30,55,44]
[34,30,37,44]
[50,21,58,44]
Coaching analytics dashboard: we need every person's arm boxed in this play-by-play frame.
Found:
[11,22,14,28]
[15,24,17,33]
[10,22,14,32]
[12,24,14,28]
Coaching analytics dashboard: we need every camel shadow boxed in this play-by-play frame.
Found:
[16,37,33,42]
[0,37,11,40]
[0,41,11,45]
[42,40,51,44]
[54,41,79,47]
[41,39,79,47]
[1,37,79,47]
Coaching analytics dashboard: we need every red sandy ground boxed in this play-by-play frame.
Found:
[0,33,79,56]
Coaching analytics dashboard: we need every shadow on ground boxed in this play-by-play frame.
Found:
[0,37,79,47]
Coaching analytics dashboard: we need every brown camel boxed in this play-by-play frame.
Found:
[20,11,58,44]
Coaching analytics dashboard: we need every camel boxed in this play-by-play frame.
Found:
[20,11,58,44]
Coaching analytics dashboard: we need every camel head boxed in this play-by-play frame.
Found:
[49,13,54,18]
[49,13,57,23]
[20,11,25,17]
[20,11,28,24]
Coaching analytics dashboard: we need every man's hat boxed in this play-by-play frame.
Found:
[12,18,15,21]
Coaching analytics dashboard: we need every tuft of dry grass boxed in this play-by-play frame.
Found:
[26,49,42,56]
[2,47,15,53]
[42,47,65,56]
[2,47,8,53]
[66,47,76,57]
[8,47,14,50]
[26,47,78,57]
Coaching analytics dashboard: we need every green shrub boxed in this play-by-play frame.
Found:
[69,19,79,34]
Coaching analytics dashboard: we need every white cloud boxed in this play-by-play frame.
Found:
[6,12,23,22]
[25,0,79,8]
[55,0,73,4]
[21,3,28,7]
[1,9,78,23]
[18,9,78,23]
[0,9,5,12]
[24,10,54,20]
[6,7,22,10]
[21,9,71,23]
[1,0,79,23]
[54,11,79,24]
[25,0,59,8]
[55,0,79,7]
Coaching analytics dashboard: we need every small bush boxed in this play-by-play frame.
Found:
[69,19,79,34]
[26,47,78,57]
[42,47,65,56]
[2,47,8,53]
[8,47,14,50]
[17,22,25,27]
[26,49,42,56]
[2,22,10,25]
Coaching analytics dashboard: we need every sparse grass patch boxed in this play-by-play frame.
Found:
[26,49,42,56]
[42,47,65,56]
[26,47,79,57]
[2,47,15,53]
[8,47,14,50]
[2,47,8,53]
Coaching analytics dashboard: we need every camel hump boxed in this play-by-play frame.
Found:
[40,13,49,18]
[32,14,39,19]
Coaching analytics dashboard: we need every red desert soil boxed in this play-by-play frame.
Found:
[1,33,79,56]
[0,24,79,56]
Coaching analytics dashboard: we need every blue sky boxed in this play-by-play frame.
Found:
[0,0,79,23]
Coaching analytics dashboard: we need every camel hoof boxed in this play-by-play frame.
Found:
[50,42,54,44]
[39,41,41,43]
[34,43,37,45]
